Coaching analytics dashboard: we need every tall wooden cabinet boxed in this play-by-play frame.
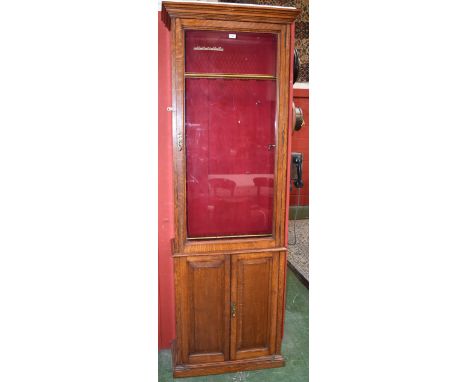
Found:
[161,1,299,377]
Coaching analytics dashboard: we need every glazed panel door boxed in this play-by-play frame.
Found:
[178,255,231,364]
[171,16,293,255]
[184,30,278,240]
[230,252,279,360]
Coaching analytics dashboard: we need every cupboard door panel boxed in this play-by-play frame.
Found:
[180,255,230,364]
[230,253,279,360]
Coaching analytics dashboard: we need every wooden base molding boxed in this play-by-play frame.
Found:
[172,341,285,378]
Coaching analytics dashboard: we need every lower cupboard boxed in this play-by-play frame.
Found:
[172,250,286,377]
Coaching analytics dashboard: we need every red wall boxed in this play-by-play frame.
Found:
[290,88,309,206]
[158,12,176,350]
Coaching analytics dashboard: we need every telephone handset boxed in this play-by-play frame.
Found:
[291,152,304,189]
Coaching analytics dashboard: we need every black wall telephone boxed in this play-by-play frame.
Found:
[291,152,304,189]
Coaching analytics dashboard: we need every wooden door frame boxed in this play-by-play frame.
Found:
[167,13,293,255]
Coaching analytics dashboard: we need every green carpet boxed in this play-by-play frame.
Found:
[158,268,309,381]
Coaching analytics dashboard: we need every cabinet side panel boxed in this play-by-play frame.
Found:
[173,256,188,364]
[275,251,287,352]
[158,10,176,350]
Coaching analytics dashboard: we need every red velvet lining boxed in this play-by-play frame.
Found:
[185,78,277,238]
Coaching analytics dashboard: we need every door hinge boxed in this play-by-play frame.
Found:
[177,132,183,151]
[231,302,237,318]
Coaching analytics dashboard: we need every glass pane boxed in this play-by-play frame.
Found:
[185,77,277,238]
[185,29,278,239]
[185,30,277,75]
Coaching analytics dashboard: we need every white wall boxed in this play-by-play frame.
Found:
[157,0,219,12]
[311,0,468,381]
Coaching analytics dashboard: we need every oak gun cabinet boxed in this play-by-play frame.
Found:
[161,1,299,377]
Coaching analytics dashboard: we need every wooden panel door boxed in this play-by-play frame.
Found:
[177,255,231,364]
[230,252,279,360]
